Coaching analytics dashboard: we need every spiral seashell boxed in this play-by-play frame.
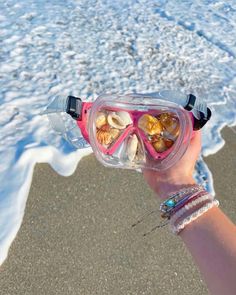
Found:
[138,114,162,135]
[107,111,132,129]
[127,134,139,162]
[159,113,180,139]
[96,112,107,128]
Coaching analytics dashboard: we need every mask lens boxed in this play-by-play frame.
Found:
[137,112,180,157]
[94,108,133,152]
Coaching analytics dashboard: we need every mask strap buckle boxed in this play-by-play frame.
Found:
[66,96,92,143]
[184,94,212,130]
[66,96,83,120]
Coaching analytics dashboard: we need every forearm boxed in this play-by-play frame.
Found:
[179,206,236,295]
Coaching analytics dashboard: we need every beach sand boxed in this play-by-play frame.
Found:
[0,127,235,295]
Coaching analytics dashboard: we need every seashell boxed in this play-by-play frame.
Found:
[127,134,138,162]
[96,124,112,145]
[151,136,168,153]
[138,114,162,135]
[159,113,180,139]
[163,130,179,141]
[117,111,132,124]
[96,124,120,146]
[135,141,145,162]
[95,112,107,128]
[164,138,174,148]
[96,130,112,146]
[109,128,120,140]
[151,135,174,153]
[100,124,110,132]
[107,111,132,129]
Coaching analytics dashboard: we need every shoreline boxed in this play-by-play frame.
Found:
[0,127,235,295]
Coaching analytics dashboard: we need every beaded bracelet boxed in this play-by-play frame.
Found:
[170,199,219,234]
[170,193,214,227]
[166,184,204,197]
[141,191,213,237]
[160,184,205,219]
[171,190,209,215]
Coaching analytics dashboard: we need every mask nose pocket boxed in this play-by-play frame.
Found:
[122,130,146,166]
[97,128,146,168]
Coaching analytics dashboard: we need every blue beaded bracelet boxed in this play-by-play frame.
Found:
[160,185,205,219]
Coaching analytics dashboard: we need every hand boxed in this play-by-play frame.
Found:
[142,131,201,200]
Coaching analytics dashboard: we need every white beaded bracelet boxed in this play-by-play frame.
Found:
[170,193,214,226]
[170,199,219,234]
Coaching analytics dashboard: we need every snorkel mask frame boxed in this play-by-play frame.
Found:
[45,91,211,171]
[66,92,211,140]
[65,92,211,170]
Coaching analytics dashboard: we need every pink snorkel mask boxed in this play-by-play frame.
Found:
[44,91,211,171]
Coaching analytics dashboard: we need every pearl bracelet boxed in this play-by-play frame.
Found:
[171,190,208,215]
[170,193,214,226]
[170,199,219,234]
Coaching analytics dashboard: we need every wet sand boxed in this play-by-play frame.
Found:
[0,127,235,295]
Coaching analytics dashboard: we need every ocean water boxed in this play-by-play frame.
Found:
[0,0,236,265]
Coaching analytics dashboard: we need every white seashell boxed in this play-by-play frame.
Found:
[95,112,107,128]
[127,134,138,162]
[116,111,132,125]
[107,111,132,129]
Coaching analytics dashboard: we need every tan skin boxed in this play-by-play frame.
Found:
[143,131,236,295]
